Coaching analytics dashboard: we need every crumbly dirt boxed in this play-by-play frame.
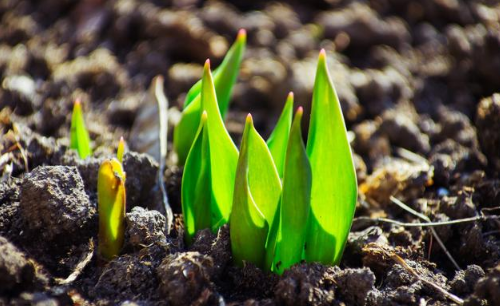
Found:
[1,0,500,305]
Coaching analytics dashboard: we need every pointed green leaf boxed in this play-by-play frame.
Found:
[98,158,126,261]
[305,50,357,265]
[117,136,125,164]
[181,112,211,245]
[273,108,311,274]
[174,30,246,165]
[230,114,281,268]
[201,61,239,227]
[181,62,239,245]
[70,99,92,159]
[267,92,294,178]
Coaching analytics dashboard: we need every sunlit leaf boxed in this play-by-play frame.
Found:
[267,92,294,178]
[272,107,311,274]
[174,30,246,165]
[181,61,239,244]
[70,99,92,159]
[117,136,125,164]
[305,50,357,265]
[230,114,281,268]
[181,112,211,245]
[98,158,126,261]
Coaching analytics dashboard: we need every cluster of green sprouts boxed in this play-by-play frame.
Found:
[70,30,357,270]
[177,31,357,274]
[70,104,126,261]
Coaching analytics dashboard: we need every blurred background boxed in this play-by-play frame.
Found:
[1,0,500,176]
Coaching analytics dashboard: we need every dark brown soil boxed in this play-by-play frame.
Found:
[1,0,500,305]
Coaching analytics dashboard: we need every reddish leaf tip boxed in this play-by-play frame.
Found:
[204,59,211,69]
[238,29,247,40]
[288,92,294,99]
[296,106,304,115]
[74,98,81,106]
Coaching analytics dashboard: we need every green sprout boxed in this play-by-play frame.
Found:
[174,29,246,165]
[117,136,125,164]
[230,114,281,268]
[304,50,357,265]
[70,99,92,159]
[268,107,311,274]
[180,49,357,272]
[98,142,127,261]
[181,60,238,245]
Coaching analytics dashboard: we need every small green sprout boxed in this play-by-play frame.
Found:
[70,99,92,159]
[97,157,126,261]
[305,50,357,265]
[181,60,238,245]
[174,29,246,165]
[230,114,281,268]
[117,136,125,164]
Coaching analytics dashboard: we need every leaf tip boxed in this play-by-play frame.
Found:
[204,59,211,70]
[201,110,208,122]
[246,113,253,125]
[295,106,304,120]
[319,48,327,60]
[237,29,247,42]
[287,91,294,100]
[73,98,82,110]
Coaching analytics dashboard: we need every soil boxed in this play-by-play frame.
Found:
[1,0,500,305]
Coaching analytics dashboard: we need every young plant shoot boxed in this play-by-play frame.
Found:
[174,29,246,165]
[182,60,238,245]
[305,50,357,265]
[97,157,126,261]
[117,136,125,164]
[269,107,311,274]
[266,92,294,179]
[230,114,281,268]
[70,99,92,159]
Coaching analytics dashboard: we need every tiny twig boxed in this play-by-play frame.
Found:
[363,243,464,305]
[390,196,461,270]
[55,239,94,285]
[390,251,464,305]
[354,215,500,228]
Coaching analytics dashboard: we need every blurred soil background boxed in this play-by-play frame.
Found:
[1,0,500,305]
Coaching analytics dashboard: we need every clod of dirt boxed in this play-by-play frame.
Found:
[334,268,376,306]
[359,158,433,206]
[92,249,158,301]
[59,152,103,202]
[19,166,95,242]
[464,264,500,306]
[379,107,430,154]
[352,120,391,169]
[190,225,232,276]
[476,93,500,170]
[346,226,388,266]
[274,263,336,306]
[125,206,166,249]
[122,151,160,211]
[450,265,485,296]
[156,252,219,306]
[0,236,37,294]
[316,3,410,50]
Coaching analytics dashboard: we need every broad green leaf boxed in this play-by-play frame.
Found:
[230,114,281,268]
[174,30,246,165]
[98,158,126,261]
[272,108,311,274]
[117,136,125,164]
[267,92,294,178]
[305,50,357,265]
[181,62,239,244]
[70,99,92,159]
